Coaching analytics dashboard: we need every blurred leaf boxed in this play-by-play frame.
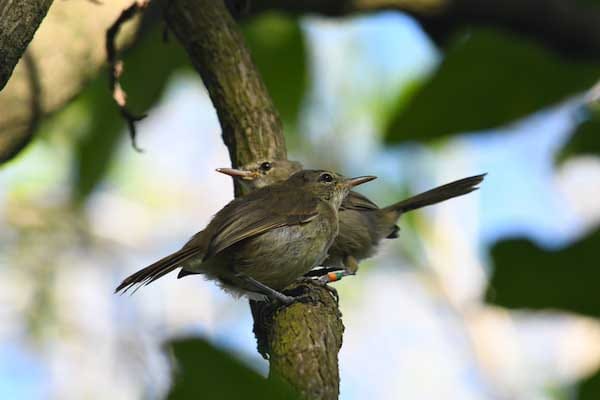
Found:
[579,369,600,399]
[576,0,600,7]
[72,74,124,203]
[385,29,600,143]
[242,13,307,129]
[485,228,600,318]
[557,108,600,162]
[73,26,189,203]
[167,338,298,400]
[119,28,190,112]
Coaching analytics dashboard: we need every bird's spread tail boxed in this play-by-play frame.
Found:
[382,174,486,219]
[114,246,203,294]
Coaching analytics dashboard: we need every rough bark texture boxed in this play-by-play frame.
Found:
[251,283,344,400]
[249,0,600,60]
[163,1,344,398]
[163,0,286,174]
[0,0,54,91]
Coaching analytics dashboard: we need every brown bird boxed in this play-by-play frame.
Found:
[218,160,484,281]
[115,169,376,303]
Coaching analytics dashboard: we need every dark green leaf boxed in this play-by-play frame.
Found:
[167,337,298,400]
[72,74,124,203]
[242,13,307,129]
[557,108,600,162]
[579,368,600,400]
[385,29,600,143]
[73,26,189,203]
[486,229,600,318]
[576,0,600,7]
[118,28,190,113]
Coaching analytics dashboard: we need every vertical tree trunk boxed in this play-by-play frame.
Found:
[162,1,344,398]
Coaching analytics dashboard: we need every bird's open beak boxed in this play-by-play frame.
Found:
[346,176,377,188]
[216,167,258,180]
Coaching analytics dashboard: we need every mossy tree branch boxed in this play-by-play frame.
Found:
[0,0,54,91]
[162,1,344,398]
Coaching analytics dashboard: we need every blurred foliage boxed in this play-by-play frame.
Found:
[487,227,600,399]
[72,74,124,203]
[486,228,600,318]
[576,0,600,7]
[557,107,600,162]
[241,13,307,132]
[385,28,600,143]
[2,5,599,399]
[73,25,190,203]
[579,369,600,400]
[167,338,298,400]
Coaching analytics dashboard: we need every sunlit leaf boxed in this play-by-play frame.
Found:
[167,338,298,400]
[242,13,307,130]
[485,229,600,318]
[385,29,600,143]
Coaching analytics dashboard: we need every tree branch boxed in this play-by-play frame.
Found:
[163,0,286,174]
[248,0,600,60]
[162,1,344,398]
[0,0,54,91]
[251,283,344,400]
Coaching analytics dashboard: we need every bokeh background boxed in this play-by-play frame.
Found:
[1,1,600,399]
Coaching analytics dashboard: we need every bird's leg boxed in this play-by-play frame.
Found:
[304,266,345,278]
[235,274,295,305]
[316,255,359,284]
[344,255,359,275]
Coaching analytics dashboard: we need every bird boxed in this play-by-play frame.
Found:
[217,160,484,281]
[115,169,376,303]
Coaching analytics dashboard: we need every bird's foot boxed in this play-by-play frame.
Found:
[268,291,296,305]
[294,276,339,304]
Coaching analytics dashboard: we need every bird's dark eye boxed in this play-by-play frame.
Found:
[260,162,272,172]
[319,173,334,183]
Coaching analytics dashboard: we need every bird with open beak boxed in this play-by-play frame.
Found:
[116,169,376,303]
[218,160,485,282]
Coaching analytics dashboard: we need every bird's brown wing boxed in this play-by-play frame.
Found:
[341,191,379,211]
[204,186,320,259]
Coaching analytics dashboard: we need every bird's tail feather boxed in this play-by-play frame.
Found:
[115,246,203,294]
[382,174,486,218]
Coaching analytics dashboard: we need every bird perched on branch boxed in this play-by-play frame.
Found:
[218,160,484,281]
[115,169,376,303]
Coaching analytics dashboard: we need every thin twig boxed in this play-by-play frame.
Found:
[106,0,150,152]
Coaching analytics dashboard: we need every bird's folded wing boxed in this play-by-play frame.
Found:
[204,188,320,259]
[341,191,379,211]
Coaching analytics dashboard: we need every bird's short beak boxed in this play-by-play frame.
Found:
[346,175,377,188]
[216,168,258,180]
